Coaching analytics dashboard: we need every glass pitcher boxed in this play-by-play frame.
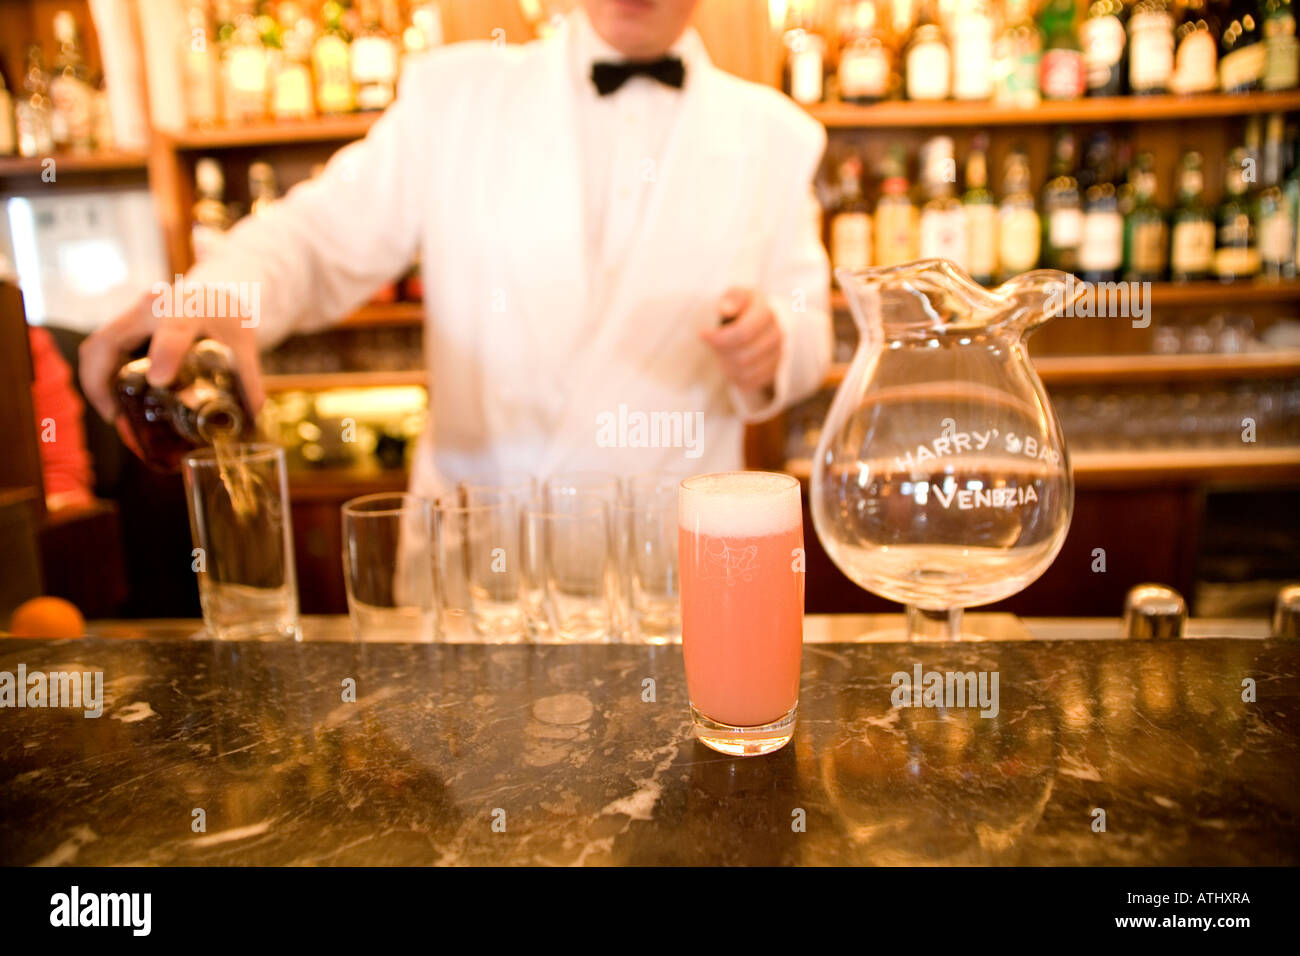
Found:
[811,260,1085,641]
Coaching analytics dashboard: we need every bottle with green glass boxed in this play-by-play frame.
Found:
[1124,151,1168,281]
[1257,113,1294,277]
[1169,149,1217,282]
[1215,145,1261,280]
[1041,128,1082,272]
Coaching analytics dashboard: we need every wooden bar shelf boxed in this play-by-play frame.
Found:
[823,349,1300,388]
[809,90,1300,129]
[339,302,424,327]
[831,280,1300,314]
[0,151,149,179]
[163,114,380,151]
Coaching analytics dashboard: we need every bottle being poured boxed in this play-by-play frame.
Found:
[113,338,260,517]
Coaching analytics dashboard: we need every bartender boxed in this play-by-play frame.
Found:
[80,0,831,496]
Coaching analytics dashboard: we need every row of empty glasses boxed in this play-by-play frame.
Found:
[342,471,682,644]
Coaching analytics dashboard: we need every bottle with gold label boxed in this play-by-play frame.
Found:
[918,136,969,269]
[906,0,951,100]
[1124,152,1168,281]
[1169,150,1216,281]
[0,62,15,156]
[313,0,354,114]
[1172,0,1221,93]
[1215,146,1261,280]
[782,2,828,105]
[181,0,222,127]
[14,46,54,158]
[1220,0,1266,91]
[837,0,891,104]
[221,2,270,124]
[874,146,919,267]
[830,154,872,273]
[1263,0,1299,89]
[998,148,1041,280]
[352,0,398,111]
[1258,114,1294,276]
[272,4,316,121]
[49,11,95,151]
[1079,132,1123,283]
[963,135,998,285]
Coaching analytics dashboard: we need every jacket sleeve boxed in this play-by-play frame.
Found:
[729,109,833,422]
[182,56,438,348]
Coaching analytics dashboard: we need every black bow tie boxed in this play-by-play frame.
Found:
[591,56,685,95]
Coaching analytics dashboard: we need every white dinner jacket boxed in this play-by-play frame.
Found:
[188,13,832,498]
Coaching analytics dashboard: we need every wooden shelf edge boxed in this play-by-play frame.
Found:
[831,281,1300,313]
[339,303,424,327]
[264,369,427,392]
[809,90,1300,128]
[823,349,1300,387]
[161,114,379,151]
[0,151,149,177]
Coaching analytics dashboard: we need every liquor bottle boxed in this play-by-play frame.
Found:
[1263,0,1300,89]
[963,135,998,285]
[1286,130,1300,274]
[192,157,232,263]
[1169,150,1217,280]
[1257,113,1294,276]
[352,0,399,111]
[403,1,444,58]
[874,146,919,266]
[837,0,891,104]
[1220,0,1266,91]
[181,0,222,127]
[998,148,1041,279]
[918,136,969,268]
[1078,133,1124,283]
[0,62,15,157]
[248,160,279,217]
[222,2,270,124]
[830,154,873,272]
[1171,0,1222,92]
[1041,129,1083,272]
[313,0,354,114]
[1215,145,1261,279]
[1124,152,1168,280]
[994,0,1043,107]
[782,4,828,105]
[952,0,996,100]
[1129,0,1178,93]
[49,11,96,152]
[1082,0,1128,96]
[14,47,55,158]
[906,0,952,100]
[114,339,256,472]
[1040,0,1087,99]
[271,5,316,121]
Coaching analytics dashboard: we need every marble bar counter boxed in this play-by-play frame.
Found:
[1,621,1296,865]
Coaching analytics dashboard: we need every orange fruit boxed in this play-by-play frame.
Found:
[8,596,86,638]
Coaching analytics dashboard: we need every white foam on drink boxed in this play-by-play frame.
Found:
[679,472,802,538]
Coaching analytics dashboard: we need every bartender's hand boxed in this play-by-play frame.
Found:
[79,287,266,423]
[698,288,782,394]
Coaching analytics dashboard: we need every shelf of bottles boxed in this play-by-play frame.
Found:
[174,0,443,143]
[0,9,128,171]
[783,0,1298,110]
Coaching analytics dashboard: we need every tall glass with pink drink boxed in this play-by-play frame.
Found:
[678,472,804,756]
